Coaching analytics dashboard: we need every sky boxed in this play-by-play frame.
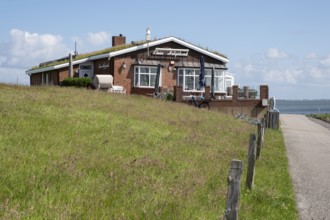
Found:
[1,0,330,99]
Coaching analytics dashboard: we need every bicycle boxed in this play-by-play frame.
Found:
[188,95,211,110]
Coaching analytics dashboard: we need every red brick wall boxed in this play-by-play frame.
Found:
[112,56,180,95]
[174,86,183,102]
[59,68,69,82]
[58,65,79,83]
[113,56,134,94]
[94,58,110,75]
[174,85,269,118]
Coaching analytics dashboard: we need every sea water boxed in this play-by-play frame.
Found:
[276,100,330,115]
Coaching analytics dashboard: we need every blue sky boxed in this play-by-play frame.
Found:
[1,0,330,99]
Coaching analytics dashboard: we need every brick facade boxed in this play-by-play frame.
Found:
[94,58,111,75]
[108,41,226,95]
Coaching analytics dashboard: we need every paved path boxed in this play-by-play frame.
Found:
[281,114,330,220]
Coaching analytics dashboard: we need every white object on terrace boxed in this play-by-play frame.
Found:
[93,75,113,91]
[111,85,126,94]
[93,75,126,94]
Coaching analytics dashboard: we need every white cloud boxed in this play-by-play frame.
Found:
[306,53,317,60]
[0,29,70,85]
[86,31,111,46]
[232,51,330,99]
[263,68,302,84]
[0,56,7,65]
[244,64,255,73]
[320,54,330,67]
[0,29,69,69]
[0,29,114,85]
[266,48,288,59]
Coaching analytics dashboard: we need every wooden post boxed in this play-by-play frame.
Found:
[246,134,256,189]
[260,118,265,142]
[69,53,73,78]
[224,159,242,220]
[266,112,280,129]
[232,85,238,102]
[274,112,280,129]
[256,123,262,160]
[264,112,269,129]
[268,111,273,129]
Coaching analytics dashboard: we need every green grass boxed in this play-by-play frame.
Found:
[0,84,296,219]
[308,113,330,122]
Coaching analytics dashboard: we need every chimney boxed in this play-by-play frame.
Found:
[112,34,126,47]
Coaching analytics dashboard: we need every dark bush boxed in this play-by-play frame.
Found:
[166,93,174,101]
[61,77,92,88]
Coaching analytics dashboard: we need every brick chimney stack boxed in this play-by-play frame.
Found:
[112,34,126,47]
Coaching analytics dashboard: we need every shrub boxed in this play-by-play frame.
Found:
[61,77,92,87]
[166,93,174,101]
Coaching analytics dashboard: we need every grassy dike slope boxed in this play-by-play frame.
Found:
[0,84,297,219]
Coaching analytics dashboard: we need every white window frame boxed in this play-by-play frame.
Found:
[134,66,162,88]
[225,77,234,90]
[177,68,227,92]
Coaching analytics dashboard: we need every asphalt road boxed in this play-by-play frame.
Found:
[281,114,330,220]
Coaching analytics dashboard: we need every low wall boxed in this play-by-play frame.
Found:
[174,85,269,118]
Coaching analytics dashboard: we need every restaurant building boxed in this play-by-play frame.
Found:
[26,35,234,96]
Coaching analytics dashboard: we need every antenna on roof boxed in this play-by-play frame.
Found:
[74,41,78,57]
[146,27,151,57]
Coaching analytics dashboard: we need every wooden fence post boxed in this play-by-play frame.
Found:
[264,113,268,129]
[224,159,243,220]
[260,118,265,142]
[268,111,273,129]
[256,123,262,160]
[266,111,280,129]
[246,134,256,189]
[274,112,280,129]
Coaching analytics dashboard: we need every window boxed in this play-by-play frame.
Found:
[225,79,233,90]
[134,66,161,88]
[80,65,92,70]
[178,68,226,92]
